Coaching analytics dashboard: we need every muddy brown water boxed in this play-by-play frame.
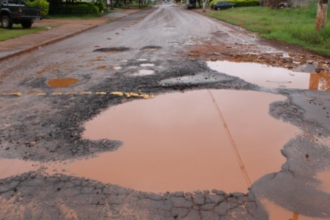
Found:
[65,90,300,193]
[0,159,38,179]
[208,61,330,91]
[0,159,66,179]
[316,171,330,194]
[46,78,78,88]
[262,199,330,220]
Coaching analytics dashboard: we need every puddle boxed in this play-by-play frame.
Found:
[0,159,39,179]
[132,69,155,76]
[0,158,67,180]
[208,61,330,91]
[262,199,330,220]
[94,47,130,53]
[46,78,78,88]
[140,63,155,67]
[65,90,299,193]
[141,46,162,52]
[316,171,330,194]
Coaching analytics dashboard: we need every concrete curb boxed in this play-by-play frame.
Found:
[0,7,152,63]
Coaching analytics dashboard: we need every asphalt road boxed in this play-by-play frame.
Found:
[0,3,330,220]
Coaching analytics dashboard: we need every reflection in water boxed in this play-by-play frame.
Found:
[208,61,330,91]
[65,90,299,193]
[262,199,330,220]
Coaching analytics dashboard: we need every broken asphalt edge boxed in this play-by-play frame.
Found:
[0,7,152,63]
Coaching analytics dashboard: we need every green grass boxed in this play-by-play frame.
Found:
[45,13,103,19]
[0,24,58,41]
[208,5,330,56]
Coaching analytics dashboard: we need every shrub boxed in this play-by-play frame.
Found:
[27,0,50,17]
[94,0,106,13]
[210,0,259,9]
[57,3,99,14]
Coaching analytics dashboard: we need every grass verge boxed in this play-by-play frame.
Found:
[207,5,330,56]
[0,25,58,41]
[45,14,103,19]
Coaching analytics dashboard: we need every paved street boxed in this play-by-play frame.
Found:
[0,3,330,220]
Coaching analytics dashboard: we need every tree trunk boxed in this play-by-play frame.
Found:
[202,0,206,12]
[110,0,113,9]
[316,0,328,30]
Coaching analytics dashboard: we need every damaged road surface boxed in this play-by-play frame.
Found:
[0,2,330,220]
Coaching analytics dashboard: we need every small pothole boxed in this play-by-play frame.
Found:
[132,69,155,76]
[140,63,155,67]
[94,47,130,53]
[141,46,162,52]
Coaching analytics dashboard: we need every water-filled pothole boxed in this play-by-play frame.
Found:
[0,159,65,179]
[46,78,78,88]
[65,90,299,193]
[0,159,38,179]
[261,199,330,220]
[208,61,330,91]
[140,63,155,67]
[94,47,130,53]
[316,171,330,194]
[132,69,155,76]
[141,46,162,52]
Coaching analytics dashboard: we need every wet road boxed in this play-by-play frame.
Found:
[0,3,330,220]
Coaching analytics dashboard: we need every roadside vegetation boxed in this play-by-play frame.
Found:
[0,25,58,41]
[208,3,330,56]
[209,0,258,8]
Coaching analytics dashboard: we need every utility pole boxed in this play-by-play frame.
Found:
[316,0,328,31]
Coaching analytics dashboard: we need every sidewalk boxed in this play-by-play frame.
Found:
[0,8,141,62]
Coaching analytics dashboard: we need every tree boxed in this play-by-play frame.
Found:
[316,0,328,30]
[202,0,207,11]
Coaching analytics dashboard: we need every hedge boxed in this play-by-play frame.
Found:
[57,3,99,14]
[210,0,259,8]
[27,0,49,17]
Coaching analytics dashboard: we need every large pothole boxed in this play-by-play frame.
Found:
[63,90,300,193]
[208,61,330,91]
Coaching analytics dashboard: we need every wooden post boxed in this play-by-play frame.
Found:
[316,0,328,31]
